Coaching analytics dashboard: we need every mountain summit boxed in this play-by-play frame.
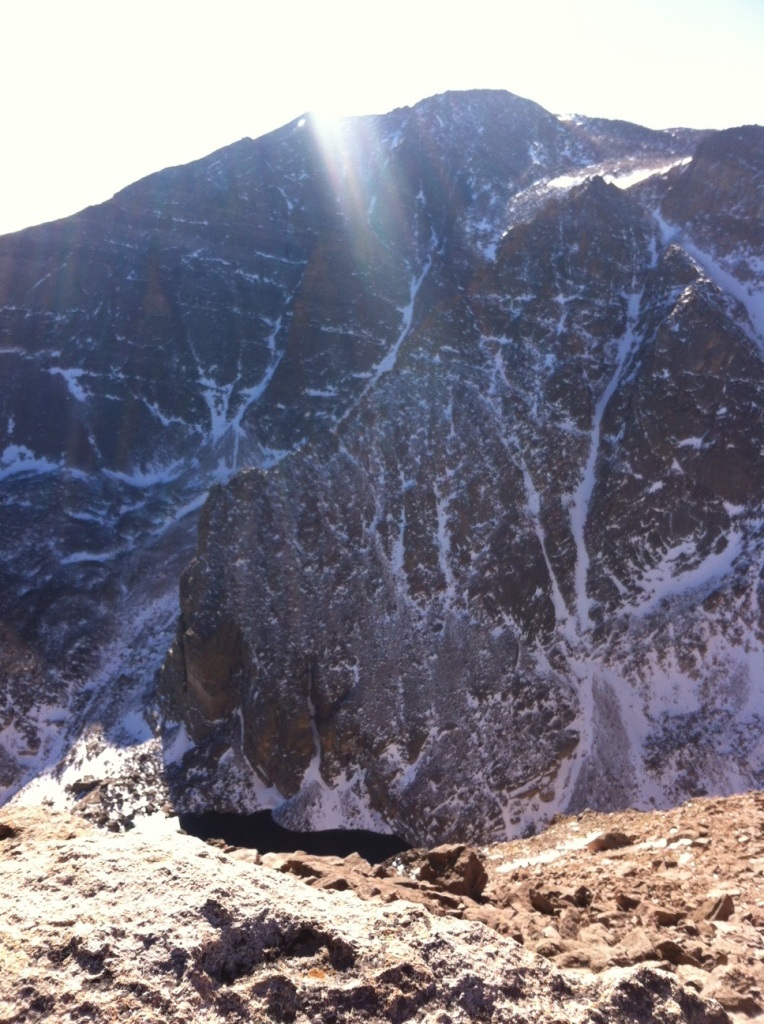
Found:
[0,92,761,844]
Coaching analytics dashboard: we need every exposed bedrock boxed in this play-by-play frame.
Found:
[2,90,759,841]
[160,168,764,844]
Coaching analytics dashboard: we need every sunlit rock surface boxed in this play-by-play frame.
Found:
[2,794,753,1024]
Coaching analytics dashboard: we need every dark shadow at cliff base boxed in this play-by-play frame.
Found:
[179,810,410,864]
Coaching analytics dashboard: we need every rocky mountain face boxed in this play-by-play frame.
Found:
[0,91,762,845]
[2,790,761,1023]
[160,106,764,843]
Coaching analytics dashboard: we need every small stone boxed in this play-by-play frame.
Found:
[703,982,763,1016]
[572,885,593,907]
[579,922,618,948]
[529,889,558,915]
[655,939,703,968]
[692,894,734,922]
[587,832,634,853]
[607,931,659,967]
[555,945,593,969]
[534,938,563,958]
[644,903,685,927]
[558,907,584,940]
[312,874,351,891]
[745,907,764,928]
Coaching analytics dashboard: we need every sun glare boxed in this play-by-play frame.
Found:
[1,0,761,235]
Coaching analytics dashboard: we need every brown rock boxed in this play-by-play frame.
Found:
[558,907,584,940]
[0,821,20,841]
[554,944,595,969]
[424,845,489,900]
[429,890,464,911]
[277,854,325,878]
[571,884,593,907]
[607,930,661,968]
[594,911,632,928]
[310,873,352,891]
[615,891,641,911]
[744,907,764,928]
[692,894,735,922]
[578,922,618,948]
[590,944,628,972]
[586,831,634,853]
[462,904,520,938]
[391,844,489,901]
[655,939,704,969]
[703,983,763,1017]
[642,902,685,927]
[529,889,558,915]
[674,963,710,993]
[343,851,373,872]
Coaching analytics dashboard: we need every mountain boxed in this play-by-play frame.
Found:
[0,91,762,845]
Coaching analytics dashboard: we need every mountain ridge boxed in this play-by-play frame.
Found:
[0,90,761,848]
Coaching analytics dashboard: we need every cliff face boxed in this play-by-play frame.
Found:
[1,93,762,841]
[1,90,701,799]
[157,114,764,843]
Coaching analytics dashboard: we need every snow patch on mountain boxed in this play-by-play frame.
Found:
[0,444,60,479]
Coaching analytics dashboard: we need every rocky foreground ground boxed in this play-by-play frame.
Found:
[0,791,762,1022]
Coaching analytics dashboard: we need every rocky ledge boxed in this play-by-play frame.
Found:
[1,792,762,1022]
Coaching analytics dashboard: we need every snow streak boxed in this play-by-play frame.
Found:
[367,236,436,387]
[654,209,764,352]
[519,455,571,634]
[568,289,642,633]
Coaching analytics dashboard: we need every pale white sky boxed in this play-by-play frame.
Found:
[1,0,762,236]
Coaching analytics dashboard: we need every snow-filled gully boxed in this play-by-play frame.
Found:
[495,290,647,830]
[518,454,571,635]
[567,289,643,634]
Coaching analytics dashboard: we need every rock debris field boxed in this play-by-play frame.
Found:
[1,790,762,1022]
